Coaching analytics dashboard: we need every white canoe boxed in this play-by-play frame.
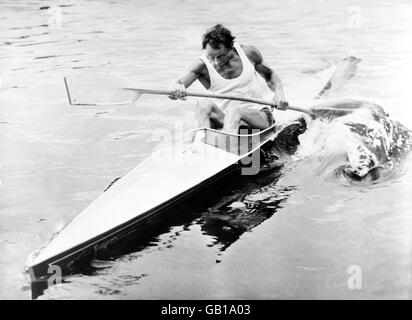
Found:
[26,65,336,281]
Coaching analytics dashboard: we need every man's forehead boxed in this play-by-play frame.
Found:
[205,43,228,54]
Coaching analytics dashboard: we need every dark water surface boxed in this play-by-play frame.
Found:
[1,0,412,299]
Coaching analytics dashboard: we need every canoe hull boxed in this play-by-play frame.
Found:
[28,162,239,282]
[26,120,306,284]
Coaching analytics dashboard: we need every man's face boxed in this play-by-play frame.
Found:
[205,43,232,68]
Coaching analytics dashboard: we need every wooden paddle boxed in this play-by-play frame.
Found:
[64,58,360,119]
[64,77,316,116]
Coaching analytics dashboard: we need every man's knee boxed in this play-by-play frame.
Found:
[239,119,249,128]
[196,99,215,116]
[238,107,270,129]
[237,107,249,117]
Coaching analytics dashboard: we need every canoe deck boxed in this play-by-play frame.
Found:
[26,119,306,285]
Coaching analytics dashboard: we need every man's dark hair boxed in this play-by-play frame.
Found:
[201,24,236,50]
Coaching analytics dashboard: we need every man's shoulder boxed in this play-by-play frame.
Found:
[240,44,263,64]
[188,58,207,75]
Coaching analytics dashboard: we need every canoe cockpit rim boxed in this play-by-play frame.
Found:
[190,122,278,138]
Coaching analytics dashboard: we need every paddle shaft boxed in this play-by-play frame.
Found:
[127,88,315,116]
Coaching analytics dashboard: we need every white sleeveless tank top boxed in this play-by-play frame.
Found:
[199,42,274,114]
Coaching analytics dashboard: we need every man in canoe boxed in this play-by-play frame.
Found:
[169,24,289,133]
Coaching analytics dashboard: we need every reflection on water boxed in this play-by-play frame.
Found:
[200,183,296,253]
[33,165,294,299]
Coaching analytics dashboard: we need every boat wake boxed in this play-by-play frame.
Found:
[294,99,412,185]
[194,99,412,256]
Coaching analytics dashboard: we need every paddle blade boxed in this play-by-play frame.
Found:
[310,98,366,120]
[317,56,361,98]
[64,72,141,106]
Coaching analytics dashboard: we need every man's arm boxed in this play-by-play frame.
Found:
[169,59,205,100]
[243,45,288,109]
